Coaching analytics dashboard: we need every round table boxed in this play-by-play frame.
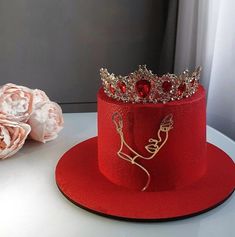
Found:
[0,113,234,237]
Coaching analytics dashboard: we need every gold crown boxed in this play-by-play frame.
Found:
[100,65,201,103]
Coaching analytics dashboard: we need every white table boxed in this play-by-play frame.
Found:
[0,113,234,237]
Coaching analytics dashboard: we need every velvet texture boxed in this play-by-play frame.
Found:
[98,86,207,191]
[55,137,235,220]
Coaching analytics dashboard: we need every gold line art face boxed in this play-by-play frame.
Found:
[112,112,174,191]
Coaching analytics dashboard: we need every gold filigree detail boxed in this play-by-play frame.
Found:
[112,112,173,191]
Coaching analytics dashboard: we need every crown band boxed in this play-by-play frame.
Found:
[100,65,201,103]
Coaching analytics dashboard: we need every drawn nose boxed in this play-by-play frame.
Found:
[148,138,158,146]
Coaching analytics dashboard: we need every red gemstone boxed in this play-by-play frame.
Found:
[109,84,115,94]
[177,83,186,96]
[117,81,126,93]
[162,81,172,93]
[190,79,195,86]
[154,90,160,100]
[135,80,151,98]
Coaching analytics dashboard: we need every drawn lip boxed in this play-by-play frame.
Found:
[145,145,157,153]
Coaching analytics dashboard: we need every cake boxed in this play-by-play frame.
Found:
[56,66,235,221]
[98,65,206,192]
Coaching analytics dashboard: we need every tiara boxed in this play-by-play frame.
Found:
[100,65,201,103]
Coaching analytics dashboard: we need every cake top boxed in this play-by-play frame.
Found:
[100,65,201,104]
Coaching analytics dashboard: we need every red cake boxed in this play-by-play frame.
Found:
[98,85,206,192]
[56,65,235,221]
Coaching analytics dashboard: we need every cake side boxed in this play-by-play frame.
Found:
[97,86,207,191]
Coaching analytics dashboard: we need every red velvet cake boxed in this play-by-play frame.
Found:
[56,66,235,221]
[98,85,206,192]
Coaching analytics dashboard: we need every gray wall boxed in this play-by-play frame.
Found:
[0,0,178,112]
